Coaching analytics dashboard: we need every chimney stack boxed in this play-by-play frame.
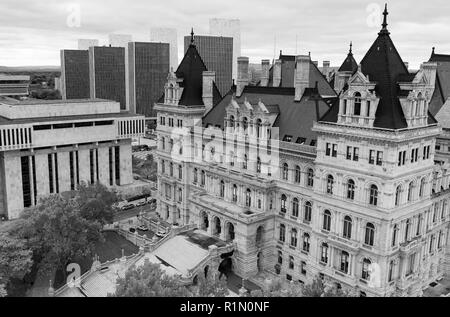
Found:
[202,71,216,114]
[294,55,311,101]
[237,57,249,97]
[273,59,282,87]
[322,61,331,80]
[260,59,270,87]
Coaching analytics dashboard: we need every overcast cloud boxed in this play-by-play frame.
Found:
[0,0,449,69]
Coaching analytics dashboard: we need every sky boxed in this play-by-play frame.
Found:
[0,0,449,69]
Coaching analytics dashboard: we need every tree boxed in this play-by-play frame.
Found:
[301,276,357,297]
[0,221,33,297]
[71,182,120,226]
[111,261,192,297]
[18,195,103,278]
[112,261,230,297]
[249,279,303,297]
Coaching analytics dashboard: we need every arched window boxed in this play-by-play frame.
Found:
[321,243,329,263]
[278,251,283,264]
[193,168,198,184]
[343,216,352,239]
[281,194,287,213]
[243,154,248,170]
[169,162,174,177]
[323,210,332,231]
[242,117,248,131]
[295,166,301,183]
[362,259,371,280]
[289,256,295,270]
[354,92,362,116]
[256,157,262,173]
[395,185,402,206]
[419,178,426,198]
[178,165,183,179]
[290,229,298,247]
[201,170,206,186]
[304,202,312,222]
[408,182,414,202]
[326,175,334,195]
[347,179,355,200]
[279,224,286,242]
[246,189,252,207]
[282,163,289,180]
[340,251,350,274]
[405,219,411,242]
[232,184,238,203]
[220,180,225,198]
[369,185,379,206]
[256,119,262,138]
[303,233,310,253]
[292,198,299,218]
[307,169,314,187]
[229,115,235,128]
[365,223,375,246]
[392,225,399,247]
[388,261,395,282]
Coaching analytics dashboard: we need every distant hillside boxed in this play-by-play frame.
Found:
[0,65,61,73]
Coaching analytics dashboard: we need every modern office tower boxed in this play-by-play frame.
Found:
[108,34,133,48]
[89,46,127,110]
[150,27,179,71]
[184,34,233,96]
[128,42,170,117]
[78,39,99,50]
[60,49,91,100]
[209,18,241,81]
[0,98,144,220]
[0,74,30,97]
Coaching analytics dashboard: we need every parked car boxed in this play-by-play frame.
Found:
[137,225,149,232]
[156,230,166,238]
[122,204,135,211]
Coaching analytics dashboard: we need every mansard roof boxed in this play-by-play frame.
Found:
[157,38,222,107]
[203,85,334,145]
[429,50,450,115]
[320,6,437,130]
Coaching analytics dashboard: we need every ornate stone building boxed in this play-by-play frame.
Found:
[155,8,450,297]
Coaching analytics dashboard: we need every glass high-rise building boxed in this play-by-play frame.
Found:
[60,49,91,100]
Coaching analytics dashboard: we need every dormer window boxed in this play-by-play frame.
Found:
[354,92,362,116]
[229,115,235,128]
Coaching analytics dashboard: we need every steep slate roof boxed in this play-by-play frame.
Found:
[157,34,222,107]
[338,43,359,73]
[203,85,333,144]
[320,5,437,129]
[429,50,450,115]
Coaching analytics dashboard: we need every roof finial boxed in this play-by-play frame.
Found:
[349,41,353,54]
[381,3,388,30]
[432,47,436,55]
[190,28,195,45]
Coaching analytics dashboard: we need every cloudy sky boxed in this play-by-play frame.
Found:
[0,0,449,69]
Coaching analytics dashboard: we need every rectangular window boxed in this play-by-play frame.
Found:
[69,152,75,191]
[376,151,383,166]
[32,156,37,205]
[369,150,376,165]
[109,148,114,186]
[21,156,32,208]
[76,151,79,186]
[326,143,331,156]
[54,153,59,194]
[353,147,359,161]
[115,146,121,186]
[332,144,338,158]
[346,147,352,160]
[90,149,95,185]
[48,154,54,194]
[96,149,99,182]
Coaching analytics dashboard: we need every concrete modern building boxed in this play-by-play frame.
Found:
[155,7,450,297]
[209,18,241,82]
[78,39,99,50]
[89,46,127,110]
[60,49,91,100]
[127,42,170,117]
[0,97,145,220]
[184,32,232,97]
[0,74,30,97]
[150,28,179,71]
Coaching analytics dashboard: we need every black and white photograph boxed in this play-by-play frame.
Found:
[0,0,449,306]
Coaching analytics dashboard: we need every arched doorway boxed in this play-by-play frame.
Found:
[200,211,209,231]
[227,223,235,241]
[218,257,233,278]
[214,217,222,236]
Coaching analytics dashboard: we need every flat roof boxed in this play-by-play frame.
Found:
[0,97,111,106]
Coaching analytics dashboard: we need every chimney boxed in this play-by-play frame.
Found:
[322,61,331,80]
[202,71,216,114]
[273,59,282,87]
[237,57,249,97]
[260,59,270,87]
[294,55,311,101]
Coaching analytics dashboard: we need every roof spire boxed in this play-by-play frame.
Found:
[432,47,436,55]
[379,3,390,35]
[190,28,195,45]
[349,41,353,54]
